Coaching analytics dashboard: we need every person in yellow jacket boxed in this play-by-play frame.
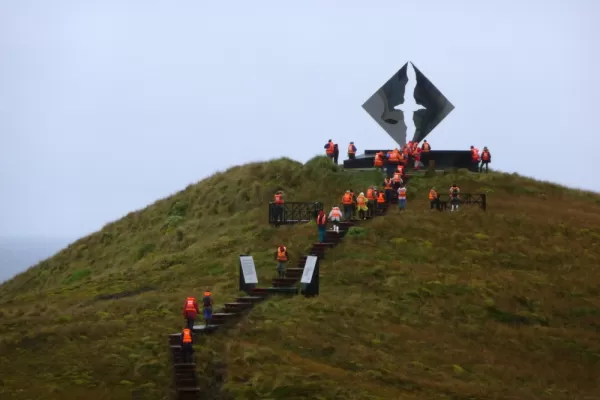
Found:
[355,192,368,220]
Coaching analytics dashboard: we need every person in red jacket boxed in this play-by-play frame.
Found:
[182,296,200,330]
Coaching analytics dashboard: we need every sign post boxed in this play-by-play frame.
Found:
[239,255,258,294]
[300,255,319,297]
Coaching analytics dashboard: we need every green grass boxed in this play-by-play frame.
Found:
[1,156,600,400]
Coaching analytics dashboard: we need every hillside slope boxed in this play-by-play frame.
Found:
[1,157,600,400]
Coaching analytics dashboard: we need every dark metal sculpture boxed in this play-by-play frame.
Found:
[362,61,454,147]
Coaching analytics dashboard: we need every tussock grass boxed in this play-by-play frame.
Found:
[1,156,599,400]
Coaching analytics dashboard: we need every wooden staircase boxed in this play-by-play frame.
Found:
[167,202,394,399]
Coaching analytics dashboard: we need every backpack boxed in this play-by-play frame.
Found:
[202,295,212,307]
[452,189,459,197]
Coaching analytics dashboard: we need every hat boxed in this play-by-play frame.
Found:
[359,192,364,196]
[350,141,354,144]
[345,190,350,193]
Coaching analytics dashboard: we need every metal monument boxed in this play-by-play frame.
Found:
[362,62,454,147]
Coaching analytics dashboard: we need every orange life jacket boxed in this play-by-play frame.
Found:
[330,208,341,218]
[274,194,284,204]
[366,189,375,200]
[347,144,355,154]
[377,193,385,203]
[182,328,192,344]
[342,193,353,204]
[398,188,407,199]
[384,179,392,190]
[374,154,383,167]
[277,247,288,261]
[356,195,366,206]
[326,142,335,154]
[429,190,438,200]
[393,172,402,182]
[482,151,490,161]
[397,165,404,174]
[388,151,400,163]
[184,297,197,312]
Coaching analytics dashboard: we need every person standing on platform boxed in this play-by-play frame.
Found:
[273,190,285,223]
[324,139,335,162]
[333,144,340,164]
[366,187,376,218]
[470,146,480,172]
[316,209,328,242]
[275,245,288,277]
[421,140,431,167]
[480,147,491,173]
[347,142,357,160]
[182,296,200,330]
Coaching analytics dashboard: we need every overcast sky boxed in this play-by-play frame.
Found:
[1,0,598,240]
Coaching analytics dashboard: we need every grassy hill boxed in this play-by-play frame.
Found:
[1,156,599,400]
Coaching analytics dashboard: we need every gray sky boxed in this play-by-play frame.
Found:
[1,0,598,239]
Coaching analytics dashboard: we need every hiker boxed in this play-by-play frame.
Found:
[275,245,288,277]
[347,142,357,159]
[470,146,480,172]
[341,190,353,221]
[180,326,194,363]
[373,151,384,171]
[366,186,376,218]
[356,192,368,220]
[182,296,200,330]
[202,291,213,327]
[449,184,461,211]
[480,147,491,173]
[333,144,340,164]
[412,145,423,170]
[397,184,407,211]
[421,140,431,166]
[377,191,386,212]
[429,187,440,210]
[383,177,394,203]
[328,206,343,232]
[349,188,356,220]
[387,148,401,177]
[324,139,335,162]
[316,209,328,242]
[273,190,285,223]
[392,169,403,190]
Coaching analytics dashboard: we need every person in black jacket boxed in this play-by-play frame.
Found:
[333,144,339,164]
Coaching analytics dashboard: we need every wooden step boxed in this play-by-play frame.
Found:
[252,287,299,295]
[236,296,265,304]
[272,277,299,287]
[224,302,254,312]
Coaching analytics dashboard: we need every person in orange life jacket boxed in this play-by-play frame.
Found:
[333,143,339,164]
[349,188,356,219]
[383,177,394,203]
[376,191,386,211]
[470,145,480,172]
[275,245,288,278]
[412,146,423,169]
[429,187,440,210]
[347,142,357,160]
[373,151,385,172]
[386,148,401,177]
[182,296,200,330]
[421,140,431,166]
[316,209,328,242]
[202,291,213,327]
[366,187,376,218]
[449,184,461,211]
[341,190,353,221]
[392,170,403,190]
[328,206,343,232]
[324,139,335,161]
[273,190,285,223]
[355,192,368,220]
[397,183,407,211]
[180,326,195,363]
[480,147,491,173]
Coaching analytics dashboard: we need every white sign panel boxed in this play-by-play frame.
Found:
[239,256,258,284]
[301,255,318,284]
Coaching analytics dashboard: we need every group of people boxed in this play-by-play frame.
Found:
[470,146,492,173]
[428,183,462,211]
[179,292,214,362]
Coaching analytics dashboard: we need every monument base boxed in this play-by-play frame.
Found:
[343,150,472,170]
